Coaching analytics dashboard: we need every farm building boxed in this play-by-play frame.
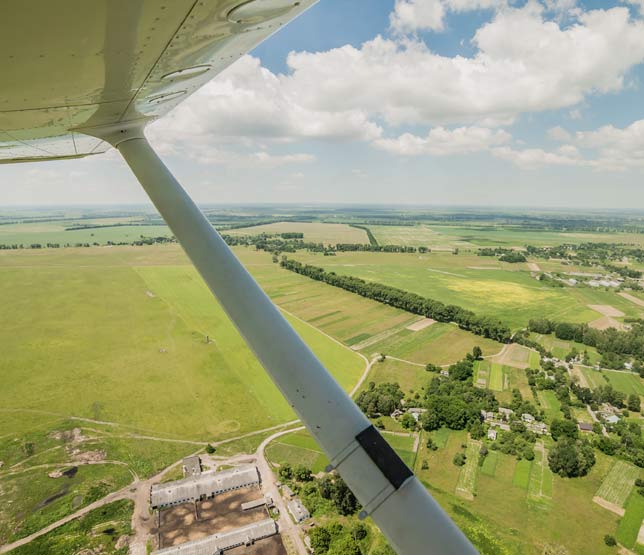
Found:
[578,422,594,433]
[499,408,513,419]
[521,413,535,423]
[150,465,260,509]
[407,408,427,421]
[281,484,294,499]
[182,456,201,477]
[287,498,311,523]
[241,495,272,511]
[152,519,277,554]
[487,429,497,440]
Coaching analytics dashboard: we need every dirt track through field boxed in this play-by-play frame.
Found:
[588,304,625,317]
[619,292,644,308]
[406,318,436,331]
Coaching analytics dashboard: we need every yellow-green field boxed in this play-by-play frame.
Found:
[595,460,640,507]
[370,224,644,249]
[227,221,368,245]
[290,250,639,329]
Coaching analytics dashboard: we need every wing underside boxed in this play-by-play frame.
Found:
[0,0,316,164]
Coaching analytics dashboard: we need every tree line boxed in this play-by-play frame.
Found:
[528,318,644,365]
[280,257,512,342]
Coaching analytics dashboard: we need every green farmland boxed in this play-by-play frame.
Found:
[291,250,636,329]
[265,429,417,471]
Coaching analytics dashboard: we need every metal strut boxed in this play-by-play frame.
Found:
[82,121,478,555]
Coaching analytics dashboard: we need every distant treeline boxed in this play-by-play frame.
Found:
[0,236,175,250]
[349,224,378,246]
[280,257,512,342]
[65,223,161,231]
[528,318,644,364]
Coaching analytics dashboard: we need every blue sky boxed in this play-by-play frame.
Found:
[3,0,644,208]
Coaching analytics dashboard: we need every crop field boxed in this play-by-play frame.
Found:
[227,222,368,245]
[488,363,506,391]
[362,322,502,365]
[265,429,417,471]
[292,250,619,329]
[369,225,472,249]
[455,440,480,500]
[595,460,640,507]
[474,360,490,388]
[417,430,620,554]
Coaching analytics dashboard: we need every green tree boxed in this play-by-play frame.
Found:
[453,452,467,466]
[294,465,313,482]
[205,444,215,454]
[548,438,595,477]
[400,412,416,430]
[628,393,641,412]
[309,527,331,553]
[604,535,617,546]
[472,346,483,360]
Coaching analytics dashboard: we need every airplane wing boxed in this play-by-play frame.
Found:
[0,0,316,163]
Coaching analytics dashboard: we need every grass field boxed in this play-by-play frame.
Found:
[371,224,644,249]
[513,459,532,490]
[0,245,366,542]
[9,500,133,555]
[580,367,644,396]
[538,391,563,423]
[292,250,629,329]
[361,358,427,394]
[603,371,644,397]
[456,441,480,499]
[480,451,499,477]
[265,429,417,471]
[362,322,501,365]
[595,460,640,507]
[527,442,553,507]
[227,222,368,245]
[617,491,644,549]
[0,247,363,442]
[0,220,171,246]
[474,360,490,388]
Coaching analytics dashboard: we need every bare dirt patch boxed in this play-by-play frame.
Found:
[157,486,267,548]
[619,292,644,308]
[588,304,625,317]
[406,318,436,332]
[589,316,627,331]
[593,495,625,516]
[228,535,287,555]
[467,266,498,270]
[527,262,541,272]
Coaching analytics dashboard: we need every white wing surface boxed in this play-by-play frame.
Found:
[0,0,316,163]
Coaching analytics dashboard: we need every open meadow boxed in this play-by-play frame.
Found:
[290,250,636,329]
[370,223,644,249]
[227,222,368,245]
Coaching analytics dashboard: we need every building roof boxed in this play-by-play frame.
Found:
[151,465,259,509]
[152,519,277,555]
[182,456,201,477]
[241,497,269,511]
[578,422,594,432]
[287,498,310,523]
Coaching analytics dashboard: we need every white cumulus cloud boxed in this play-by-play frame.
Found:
[375,126,511,156]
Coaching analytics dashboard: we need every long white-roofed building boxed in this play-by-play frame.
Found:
[151,465,260,510]
[152,519,277,555]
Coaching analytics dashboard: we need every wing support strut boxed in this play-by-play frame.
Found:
[81,121,478,555]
